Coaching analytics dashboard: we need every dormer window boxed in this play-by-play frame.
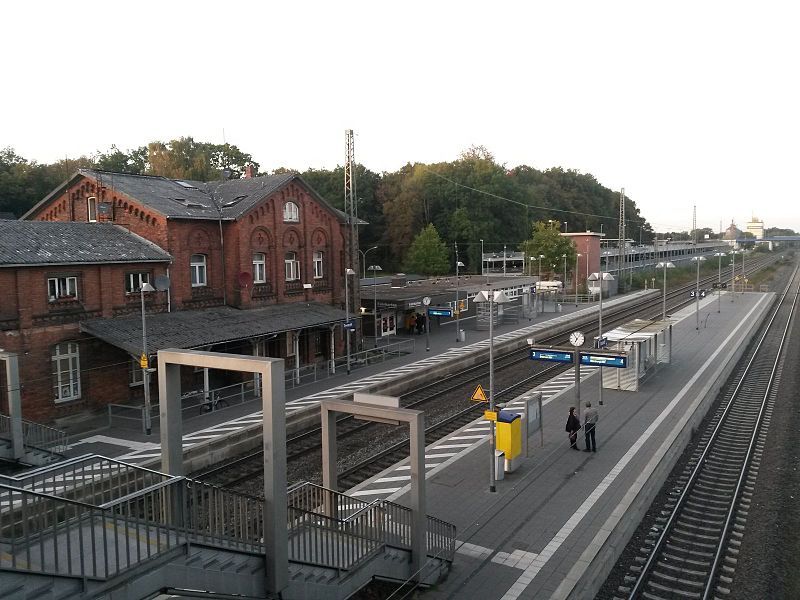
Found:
[283,201,299,222]
[87,196,97,222]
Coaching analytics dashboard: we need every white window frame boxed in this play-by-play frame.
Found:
[283,201,299,222]
[125,272,151,294]
[190,254,207,287]
[87,196,97,222]
[47,276,78,302]
[52,342,81,403]
[252,253,266,284]
[284,251,300,281]
[313,251,324,279]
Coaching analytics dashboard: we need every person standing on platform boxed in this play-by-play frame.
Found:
[565,407,581,450]
[583,401,598,452]
[407,313,417,335]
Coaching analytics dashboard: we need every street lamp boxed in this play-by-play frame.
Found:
[691,255,706,330]
[139,281,156,435]
[480,239,485,280]
[503,244,507,276]
[474,286,510,493]
[359,246,378,279]
[656,261,675,321]
[562,254,567,294]
[729,250,738,301]
[367,265,382,348]
[563,221,568,233]
[741,249,746,295]
[344,268,356,374]
[455,257,465,342]
[575,253,582,304]
[713,252,726,313]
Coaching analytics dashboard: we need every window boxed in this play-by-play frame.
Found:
[190,254,207,287]
[284,251,300,281]
[87,196,97,222]
[47,276,78,302]
[313,251,324,279]
[125,272,151,294]
[252,253,266,284]
[130,359,143,386]
[52,342,80,403]
[283,201,299,222]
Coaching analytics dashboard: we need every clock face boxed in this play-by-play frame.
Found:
[570,331,585,347]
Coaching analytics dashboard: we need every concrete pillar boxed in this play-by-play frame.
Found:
[158,362,183,475]
[2,353,24,461]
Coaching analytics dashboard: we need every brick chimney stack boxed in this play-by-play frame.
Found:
[244,164,255,178]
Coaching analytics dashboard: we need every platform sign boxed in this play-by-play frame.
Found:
[594,336,608,349]
[428,307,453,317]
[139,353,149,369]
[579,352,627,368]
[529,349,574,363]
[343,319,356,331]
[471,384,488,402]
[484,410,498,422]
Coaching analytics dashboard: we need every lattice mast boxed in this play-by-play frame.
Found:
[618,188,626,290]
[344,130,361,315]
[693,203,697,254]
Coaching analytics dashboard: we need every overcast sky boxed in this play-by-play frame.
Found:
[2,1,797,233]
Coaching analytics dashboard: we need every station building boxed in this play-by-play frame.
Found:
[1,169,353,423]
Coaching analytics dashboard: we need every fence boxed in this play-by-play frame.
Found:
[0,413,67,456]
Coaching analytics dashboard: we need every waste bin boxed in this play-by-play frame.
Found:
[496,410,522,473]
[494,450,505,481]
[459,329,466,342]
[557,303,562,313]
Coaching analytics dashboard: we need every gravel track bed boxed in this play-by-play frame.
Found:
[598,257,798,599]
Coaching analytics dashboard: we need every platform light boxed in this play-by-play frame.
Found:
[690,256,706,330]
[656,261,675,321]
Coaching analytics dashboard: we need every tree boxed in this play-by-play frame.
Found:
[519,220,577,280]
[404,224,450,275]
[146,137,258,180]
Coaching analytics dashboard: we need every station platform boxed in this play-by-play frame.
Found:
[62,293,629,464]
[346,291,773,599]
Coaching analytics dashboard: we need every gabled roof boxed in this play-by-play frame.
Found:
[0,221,172,267]
[23,169,352,224]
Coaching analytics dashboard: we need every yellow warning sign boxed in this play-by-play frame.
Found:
[484,410,498,422]
[471,384,488,402]
[139,353,149,369]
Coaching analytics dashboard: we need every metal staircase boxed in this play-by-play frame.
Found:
[0,457,456,599]
[0,415,67,467]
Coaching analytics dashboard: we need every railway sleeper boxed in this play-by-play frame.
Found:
[663,543,715,559]
[654,559,708,579]
[661,551,711,568]
[669,531,720,548]
[678,512,724,526]
[675,518,723,534]
[645,579,703,598]
[650,569,706,589]
[683,505,727,520]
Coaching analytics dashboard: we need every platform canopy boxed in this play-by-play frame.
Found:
[81,302,348,356]
[604,318,671,343]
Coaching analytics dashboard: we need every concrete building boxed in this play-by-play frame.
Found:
[746,216,765,239]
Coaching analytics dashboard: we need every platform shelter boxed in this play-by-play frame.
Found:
[602,318,673,391]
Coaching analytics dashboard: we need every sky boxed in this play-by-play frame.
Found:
[2,1,798,233]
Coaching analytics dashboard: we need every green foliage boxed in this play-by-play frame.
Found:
[146,138,257,180]
[404,223,450,275]
[519,221,578,280]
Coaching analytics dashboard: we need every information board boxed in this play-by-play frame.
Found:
[428,307,453,317]
[529,349,574,363]
[579,352,627,368]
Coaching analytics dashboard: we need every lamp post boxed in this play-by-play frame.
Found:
[367,265,382,348]
[588,272,615,406]
[575,253,582,304]
[713,252,726,313]
[562,254,567,294]
[480,239,485,280]
[656,261,675,321]
[563,221,568,233]
[729,250,737,301]
[344,268,355,374]
[139,281,156,435]
[455,254,465,343]
[503,244,507,276]
[691,255,706,330]
[359,246,378,279]
[741,249,746,295]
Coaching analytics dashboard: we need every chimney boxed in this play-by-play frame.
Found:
[244,165,255,178]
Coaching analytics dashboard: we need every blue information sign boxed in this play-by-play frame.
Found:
[428,307,453,317]
[343,319,356,331]
[529,349,574,363]
[579,353,627,368]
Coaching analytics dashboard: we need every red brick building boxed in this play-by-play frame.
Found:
[3,169,352,424]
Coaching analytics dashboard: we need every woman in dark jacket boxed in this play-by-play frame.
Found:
[565,407,581,450]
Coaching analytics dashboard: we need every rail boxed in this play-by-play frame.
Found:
[0,413,67,455]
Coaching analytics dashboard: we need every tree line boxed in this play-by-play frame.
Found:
[2,139,655,274]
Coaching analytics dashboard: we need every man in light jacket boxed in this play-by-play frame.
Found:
[583,401,599,452]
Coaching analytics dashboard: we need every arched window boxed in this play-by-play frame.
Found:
[190,254,207,287]
[252,252,266,284]
[87,196,97,222]
[283,201,299,222]
[52,342,80,403]
[313,251,324,279]
[284,251,300,281]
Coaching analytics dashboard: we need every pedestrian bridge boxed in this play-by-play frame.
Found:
[0,454,456,599]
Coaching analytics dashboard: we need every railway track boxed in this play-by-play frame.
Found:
[194,257,777,490]
[619,265,798,599]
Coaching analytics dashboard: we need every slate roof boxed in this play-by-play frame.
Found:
[23,169,352,223]
[0,221,172,267]
[81,302,349,356]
